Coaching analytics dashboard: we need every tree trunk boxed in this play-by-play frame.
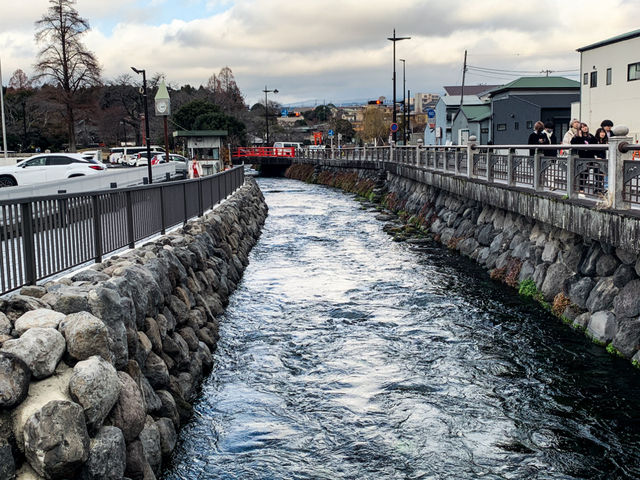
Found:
[67,102,76,152]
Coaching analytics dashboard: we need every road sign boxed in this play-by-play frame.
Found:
[427,109,436,118]
[328,129,335,137]
[390,123,399,133]
[281,109,288,117]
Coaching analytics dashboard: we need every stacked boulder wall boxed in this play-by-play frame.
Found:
[295,165,640,368]
[0,178,267,479]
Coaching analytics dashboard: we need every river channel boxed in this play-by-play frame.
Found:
[163,177,640,479]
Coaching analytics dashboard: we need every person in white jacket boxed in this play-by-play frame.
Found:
[562,119,580,145]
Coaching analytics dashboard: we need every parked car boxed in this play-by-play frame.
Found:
[139,153,189,178]
[80,150,103,163]
[108,146,165,166]
[134,151,167,167]
[0,153,106,188]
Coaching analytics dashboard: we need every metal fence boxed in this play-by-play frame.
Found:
[0,166,244,295]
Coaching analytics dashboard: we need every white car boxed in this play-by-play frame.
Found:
[0,153,106,188]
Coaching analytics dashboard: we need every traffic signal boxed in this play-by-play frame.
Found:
[368,100,383,105]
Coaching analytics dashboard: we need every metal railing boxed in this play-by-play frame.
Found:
[298,143,627,203]
[0,166,245,295]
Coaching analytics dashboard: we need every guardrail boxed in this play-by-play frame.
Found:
[234,147,295,158]
[0,166,245,295]
[297,136,640,209]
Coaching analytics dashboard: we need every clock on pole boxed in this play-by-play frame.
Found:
[154,78,172,163]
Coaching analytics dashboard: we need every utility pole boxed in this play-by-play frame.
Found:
[459,49,467,119]
[400,58,406,144]
[387,29,410,143]
[0,58,7,160]
[407,88,411,144]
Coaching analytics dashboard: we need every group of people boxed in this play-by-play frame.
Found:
[527,119,613,158]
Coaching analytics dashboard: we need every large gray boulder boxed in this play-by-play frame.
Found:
[0,351,30,408]
[155,417,177,460]
[106,372,146,443]
[156,390,180,429]
[88,287,129,370]
[567,277,595,309]
[579,244,602,276]
[62,312,111,362]
[596,254,620,277]
[585,278,619,313]
[587,311,617,344]
[143,352,170,389]
[614,279,640,318]
[613,263,637,288]
[612,318,640,358]
[41,284,91,315]
[0,439,15,480]
[139,416,162,475]
[79,426,126,480]
[14,309,65,335]
[0,311,11,335]
[616,247,637,265]
[23,400,90,479]
[125,439,156,480]
[69,356,121,432]
[541,263,573,301]
[0,328,65,379]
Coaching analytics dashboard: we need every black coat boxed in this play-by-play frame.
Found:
[528,131,549,155]
[570,133,597,158]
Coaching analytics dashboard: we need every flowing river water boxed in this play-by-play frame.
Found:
[163,177,640,479]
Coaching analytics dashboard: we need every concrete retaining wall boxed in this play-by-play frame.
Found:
[0,178,267,479]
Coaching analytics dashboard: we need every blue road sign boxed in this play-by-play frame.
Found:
[281,109,288,117]
[328,129,335,137]
[390,123,399,133]
[427,109,436,118]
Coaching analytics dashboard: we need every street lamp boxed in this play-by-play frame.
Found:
[131,66,153,184]
[387,29,410,143]
[263,86,278,146]
[399,58,406,144]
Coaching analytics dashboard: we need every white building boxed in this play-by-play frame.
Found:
[577,29,640,140]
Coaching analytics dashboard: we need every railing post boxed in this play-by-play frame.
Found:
[198,178,204,217]
[566,153,576,199]
[487,149,494,183]
[183,182,188,226]
[533,151,541,192]
[20,203,37,285]
[125,190,135,248]
[609,129,633,209]
[507,148,515,186]
[92,195,103,263]
[466,143,474,178]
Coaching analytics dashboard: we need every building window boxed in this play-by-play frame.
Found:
[514,122,519,130]
[606,68,612,85]
[497,124,506,131]
[590,71,597,88]
[583,73,588,85]
[628,62,640,81]
[526,121,533,130]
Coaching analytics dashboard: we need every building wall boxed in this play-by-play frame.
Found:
[580,37,640,141]
[424,98,448,145]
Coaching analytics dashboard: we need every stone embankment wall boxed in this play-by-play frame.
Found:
[0,178,267,479]
[286,163,640,368]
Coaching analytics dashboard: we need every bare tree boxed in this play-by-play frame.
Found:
[34,0,101,151]
[205,66,245,112]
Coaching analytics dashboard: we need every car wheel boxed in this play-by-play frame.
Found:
[0,176,17,188]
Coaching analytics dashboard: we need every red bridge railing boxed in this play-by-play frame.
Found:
[233,147,295,158]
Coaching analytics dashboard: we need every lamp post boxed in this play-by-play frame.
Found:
[399,58,406,145]
[387,29,410,143]
[131,66,152,184]
[263,86,278,146]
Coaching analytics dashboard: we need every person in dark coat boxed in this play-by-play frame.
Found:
[528,121,549,155]
[543,121,558,156]
[570,123,597,158]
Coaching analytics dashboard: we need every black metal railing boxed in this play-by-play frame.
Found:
[0,166,244,295]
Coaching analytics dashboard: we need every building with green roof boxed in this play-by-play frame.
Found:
[488,76,579,145]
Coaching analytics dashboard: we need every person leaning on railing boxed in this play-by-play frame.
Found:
[594,127,609,194]
[528,121,549,155]
[571,123,600,194]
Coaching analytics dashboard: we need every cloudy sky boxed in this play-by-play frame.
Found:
[1,0,639,106]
